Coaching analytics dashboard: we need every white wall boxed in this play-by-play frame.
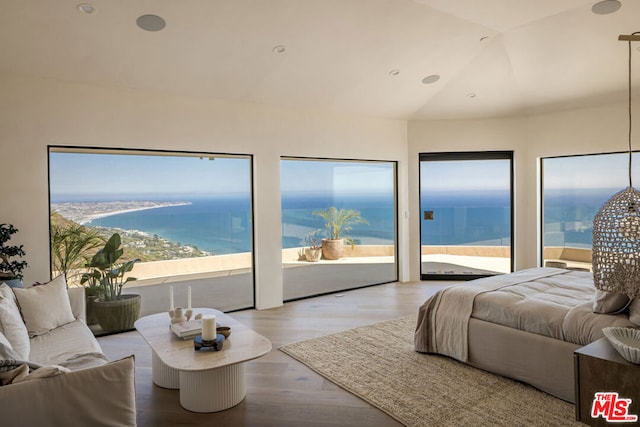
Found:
[0,73,408,309]
[407,101,630,281]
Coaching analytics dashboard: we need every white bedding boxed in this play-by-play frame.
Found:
[414,267,636,361]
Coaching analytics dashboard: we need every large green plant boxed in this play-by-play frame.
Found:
[312,207,368,245]
[50,220,104,286]
[81,233,139,301]
[0,224,28,280]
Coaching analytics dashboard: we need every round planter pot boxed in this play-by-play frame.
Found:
[93,294,141,333]
[85,295,99,325]
[321,239,344,260]
[305,248,322,262]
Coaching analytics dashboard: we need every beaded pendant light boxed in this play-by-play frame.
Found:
[592,32,640,299]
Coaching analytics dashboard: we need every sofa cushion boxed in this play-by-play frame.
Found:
[29,318,103,366]
[0,356,136,427]
[0,284,29,360]
[13,275,75,337]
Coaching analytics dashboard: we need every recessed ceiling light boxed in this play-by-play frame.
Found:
[480,36,489,43]
[77,3,95,14]
[421,75,440,84]
[272,45,286,54]
[591,0,621,15]
[389,69,400,76]
[136,14,166,32]
[467,93,477,98]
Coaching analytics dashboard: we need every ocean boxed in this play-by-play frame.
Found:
[85,188,615,254]
[88,194,397,255]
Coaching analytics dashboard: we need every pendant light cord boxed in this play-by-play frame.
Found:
[629,32,640,188]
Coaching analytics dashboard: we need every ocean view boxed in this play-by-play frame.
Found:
[51,186,617,256]
[64,194,396,255]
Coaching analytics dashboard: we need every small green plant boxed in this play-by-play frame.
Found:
[312,207,368,246]
[305,229,323,250]
[0,224,28,280]
[81,233,139,301]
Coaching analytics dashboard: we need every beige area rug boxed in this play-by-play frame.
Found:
[279,316,582,427]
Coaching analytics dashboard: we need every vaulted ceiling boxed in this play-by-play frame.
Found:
[1,0,639,120]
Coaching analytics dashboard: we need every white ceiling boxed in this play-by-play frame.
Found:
[1,0,639,120]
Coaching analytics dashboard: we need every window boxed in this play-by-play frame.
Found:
[419,152,513,280]
[280,158,397,300]
[48,147,254,315]
[541,152,637,270]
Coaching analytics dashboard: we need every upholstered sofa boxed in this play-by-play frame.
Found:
[0,276,136,426]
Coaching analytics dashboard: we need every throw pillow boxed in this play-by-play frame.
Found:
[12,275,75,337]
[629,298,640,326]
[0,331,20,360]
[593,289,631,314]
[0,284,30,360]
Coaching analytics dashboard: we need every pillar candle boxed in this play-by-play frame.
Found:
[169,286,174,311]
[187,286,192,310]
[202,315,216,341]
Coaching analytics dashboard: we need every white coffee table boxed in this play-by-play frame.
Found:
[134,308,271,413]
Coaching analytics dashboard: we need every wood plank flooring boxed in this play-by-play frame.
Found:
[98,281,450,427]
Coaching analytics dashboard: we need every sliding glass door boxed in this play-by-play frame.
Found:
[419,152,513,280]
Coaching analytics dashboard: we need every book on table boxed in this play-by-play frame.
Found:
[170,319,203,339]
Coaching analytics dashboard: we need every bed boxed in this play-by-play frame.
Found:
[414,267,637,403]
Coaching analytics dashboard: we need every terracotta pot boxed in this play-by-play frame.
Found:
[93,294,141,333]
[305,248,322,262]
[321,238,344,260]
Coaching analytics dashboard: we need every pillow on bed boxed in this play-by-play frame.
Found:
[593,289,631,314]
[629,299,640,326]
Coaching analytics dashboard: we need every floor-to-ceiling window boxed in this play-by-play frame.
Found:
[48,147,254,320]
[280,157,397,300]
[420,151,513,280]
[541,151,637,270]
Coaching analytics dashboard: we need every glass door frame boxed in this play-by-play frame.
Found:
[419,151,515,281]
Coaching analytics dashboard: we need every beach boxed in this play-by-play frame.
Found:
[51,201,192,225]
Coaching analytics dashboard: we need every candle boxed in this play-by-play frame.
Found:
[187,286,192,310]
[169,286,174,311]
[202,315,216,341]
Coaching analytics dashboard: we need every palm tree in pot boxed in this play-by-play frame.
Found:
[81,233,140,333]
[312,207,368,260]
[50,216,105,324]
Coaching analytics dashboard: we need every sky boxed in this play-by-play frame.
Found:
[49,152,252,201]
[280,160,395,195]
[420,159,510,192]
[50,152,395,201]
[543,152,637,190]
[420,153,639,193]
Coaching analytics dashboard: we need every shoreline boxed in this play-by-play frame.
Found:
[51,201,192,225]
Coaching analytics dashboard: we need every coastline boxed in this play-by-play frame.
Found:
[51,201,192,225]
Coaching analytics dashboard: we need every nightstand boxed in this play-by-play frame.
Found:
[574,337,640,426]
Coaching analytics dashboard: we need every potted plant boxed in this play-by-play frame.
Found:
[0,224,28,288]
[312,207,368,260]
[50,216,105,323]
[304,230,323,262]
[81,233,140,333]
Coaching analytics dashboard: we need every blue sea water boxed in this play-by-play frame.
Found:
[85,188,614,254]
[88,194,397,254]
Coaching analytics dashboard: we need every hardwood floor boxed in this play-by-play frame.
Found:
[98,281,450,427]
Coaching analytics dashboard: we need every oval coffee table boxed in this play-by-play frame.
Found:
[135,308,272,412]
